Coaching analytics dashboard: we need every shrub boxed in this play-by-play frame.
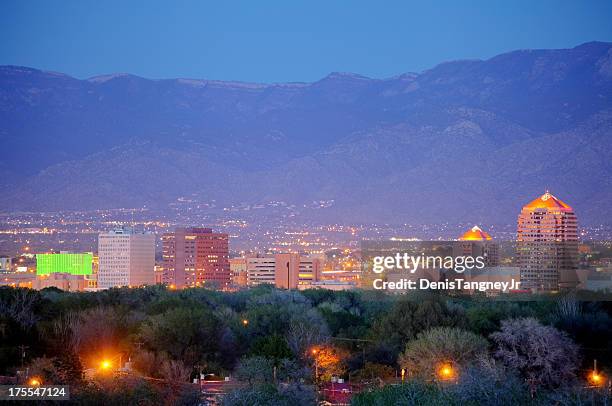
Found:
[398,327,488,379]
[490,317,580,393]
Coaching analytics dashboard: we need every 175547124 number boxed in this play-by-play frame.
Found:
[0,385,70,400]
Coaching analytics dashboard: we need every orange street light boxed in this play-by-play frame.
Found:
[100,359,112,371]
[28,377,42,386]
[436,363,456,381]
[311,348,318,355]
[589,360,606,387]
[242,319,249,326]
[589,370,605,387]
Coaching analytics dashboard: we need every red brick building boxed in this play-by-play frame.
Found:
[162,227,230,288]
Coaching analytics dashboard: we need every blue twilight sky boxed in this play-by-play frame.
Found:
[1,0,612,83]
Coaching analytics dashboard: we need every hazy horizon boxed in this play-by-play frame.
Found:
[2,0,612,83]
[4,40,612,84]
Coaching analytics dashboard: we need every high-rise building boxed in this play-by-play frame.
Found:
[162,227,230,288]
[98,228,155,289]
[517,191,579,291]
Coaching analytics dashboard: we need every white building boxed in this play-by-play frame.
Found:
[98,228,155,289]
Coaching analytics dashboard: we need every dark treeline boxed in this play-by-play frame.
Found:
[1,285,611,405]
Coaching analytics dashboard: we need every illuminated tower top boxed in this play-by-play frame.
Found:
[518,190,577,241]
[523,191,573,212]
[459,225,492,241]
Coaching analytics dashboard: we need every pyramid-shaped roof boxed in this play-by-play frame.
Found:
[459,225,492,241]
[523,191,572,211]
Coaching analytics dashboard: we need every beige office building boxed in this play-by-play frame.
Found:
[275,253,323,289]
[98,228,155,289]
[246,256,277,286]
[243,254,323,288]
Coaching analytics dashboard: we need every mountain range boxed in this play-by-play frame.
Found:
[1,41,611,226]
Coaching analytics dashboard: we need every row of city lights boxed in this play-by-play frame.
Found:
[24,358,608,389]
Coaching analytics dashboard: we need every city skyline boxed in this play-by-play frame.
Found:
[3,188,610,296]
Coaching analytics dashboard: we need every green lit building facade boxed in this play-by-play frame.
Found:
[36,253,93,276]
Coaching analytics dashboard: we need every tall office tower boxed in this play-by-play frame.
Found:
[98,228,155,289]
[456,225,499,266]
[517,191,579,291]
[162,227,230,288]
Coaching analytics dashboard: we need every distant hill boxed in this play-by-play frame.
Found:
[1,42,611,225]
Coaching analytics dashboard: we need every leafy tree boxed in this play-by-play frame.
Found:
[71,376,200,406]
[318,305,366,338]
[553,300,612,368]
[222,383,315,406]
[490,317,580,394]
[464,301,533,336]
[50,306,135,359]
[286,308,329,357]
[28,357,62,384]
[132,350,158,378]
[0,287,42,329]
[370,297,465,356]
[234,356,274,385]
[52,351,84,385]
[351,380,451,406]
[0,288,45,372]
[277,382,317,405]
[351,367,534,405]
[250,334,293,363]
[311,345,349,382]
[398,327,488,379]
[139,306,223,367]
[276,358,311,383]
[352,362,395,382]
[159,358,191,382]
[448,363,531,405]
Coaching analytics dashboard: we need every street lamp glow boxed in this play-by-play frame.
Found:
[590,370,605,386]
[28,377,42,386]
[436,363,456,381]
[242,319,249,326]
[100,360,112,370]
